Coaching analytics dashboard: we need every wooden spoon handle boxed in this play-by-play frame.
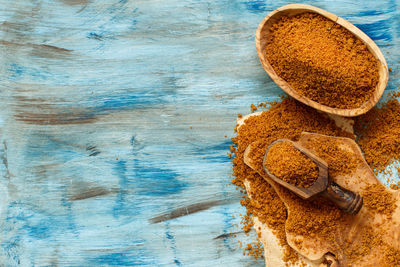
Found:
[321,181,363,215]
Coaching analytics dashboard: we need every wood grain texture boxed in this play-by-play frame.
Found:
[0,0,398,266]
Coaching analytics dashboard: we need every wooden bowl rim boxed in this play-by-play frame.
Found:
[255,4,389,117]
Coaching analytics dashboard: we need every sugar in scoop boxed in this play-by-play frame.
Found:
[265,141,318,188]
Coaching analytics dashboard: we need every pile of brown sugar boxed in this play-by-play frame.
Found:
[355,93,400,176]
[232,97,352,264]
[231,96,400,266]
[363,183,397,218]
[247,138,353,248]
[301,137,361,177]
[246,135,397,267]
[265,13,379,109]
[265,141,318,188]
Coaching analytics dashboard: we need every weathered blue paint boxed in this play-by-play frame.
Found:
[165,222,182,267]
[0,0,399,266]
[244,1,272,13]
[355,19,394,41]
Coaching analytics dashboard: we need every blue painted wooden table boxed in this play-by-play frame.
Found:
[0,0,398,266]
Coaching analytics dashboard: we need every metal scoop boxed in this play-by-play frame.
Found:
[263,139,363,215]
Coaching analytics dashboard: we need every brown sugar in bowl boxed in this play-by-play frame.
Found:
[255,4,389,117]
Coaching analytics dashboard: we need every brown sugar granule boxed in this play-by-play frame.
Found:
[266,13,379,109]
[258,102,267,108]
[354,97,400,175]
[363,183,397,218]
[384,246,400,266]
[244,241,264,260]
[390,184,400,190]
[265,141,319,188]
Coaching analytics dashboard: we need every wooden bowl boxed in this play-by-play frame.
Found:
[255,4,389,117]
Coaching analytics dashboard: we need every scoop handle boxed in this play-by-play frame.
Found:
[321,181,363,215]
